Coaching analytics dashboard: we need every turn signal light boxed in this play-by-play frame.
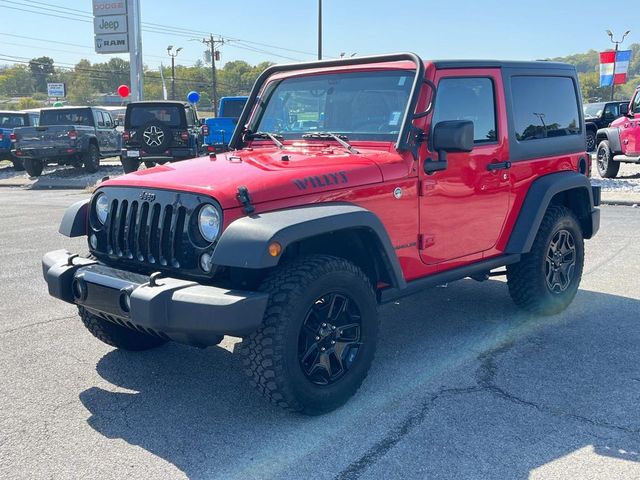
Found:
[9,133,16,142]
[122,130,130,142]
[180,131,189,141]
[268,241,282,257]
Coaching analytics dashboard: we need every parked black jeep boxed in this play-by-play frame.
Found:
[584,101,629,151]
[120,101,205,173]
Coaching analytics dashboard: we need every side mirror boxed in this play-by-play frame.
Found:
[621,103,630,115]
[424,120,474,174]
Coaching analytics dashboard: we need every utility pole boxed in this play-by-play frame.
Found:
[318,0,322,60]
[606,29,631,101]
[201,35,224,115]
[167,45,182,100]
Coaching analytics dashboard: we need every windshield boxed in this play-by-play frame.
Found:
[0,114,27,127]
[583,103,604,117]
[40,109,93,126]
[253,70,413,141]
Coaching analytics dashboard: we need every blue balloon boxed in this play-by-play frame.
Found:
[187,91,200,103]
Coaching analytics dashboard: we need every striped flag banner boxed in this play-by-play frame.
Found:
[600,50,632,87]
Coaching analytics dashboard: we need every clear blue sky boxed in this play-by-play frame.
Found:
[0,0,635,71]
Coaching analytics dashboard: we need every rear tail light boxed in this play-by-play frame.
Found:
[9,133,16,142]
[122,130,130,142]
[201,124,209,136]
[180,131,189,141]
[0,133,3,142]
[68,130,78,141]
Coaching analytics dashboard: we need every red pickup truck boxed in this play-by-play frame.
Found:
[43,53,600,414]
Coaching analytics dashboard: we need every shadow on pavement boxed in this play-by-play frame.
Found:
[79,279,640,479]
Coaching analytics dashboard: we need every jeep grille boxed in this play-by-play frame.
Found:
[89,187,219,279]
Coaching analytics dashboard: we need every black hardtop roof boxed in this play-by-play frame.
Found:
[432,59,575,71]
[127,101,190,107]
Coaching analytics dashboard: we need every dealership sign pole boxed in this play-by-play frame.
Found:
[93,0,143,101]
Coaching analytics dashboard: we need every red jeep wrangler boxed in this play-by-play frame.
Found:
[595,85,640,177]
[43,53,600,414]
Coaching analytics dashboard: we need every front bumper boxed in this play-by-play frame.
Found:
[42,250,269,346]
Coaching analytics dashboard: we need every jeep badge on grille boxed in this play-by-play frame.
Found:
[139,191,156,201]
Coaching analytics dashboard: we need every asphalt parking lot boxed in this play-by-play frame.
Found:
[1,189,639,479]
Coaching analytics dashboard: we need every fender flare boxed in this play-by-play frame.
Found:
[505,171,596,254]
[596,127,622,153]
[58,199,89,237]
[211,203,406,289]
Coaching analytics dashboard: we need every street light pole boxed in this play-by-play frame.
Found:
[606,29,631,101]
[167,46,182,101]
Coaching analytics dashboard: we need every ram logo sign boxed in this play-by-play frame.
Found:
[95,33,129,54]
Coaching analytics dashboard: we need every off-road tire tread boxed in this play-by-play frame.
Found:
[597,140,620,178]
[83,144,100,173]
[507,205,583,315]
[78,306,167,351]
[239,255,377,414]
[23,158,43,177]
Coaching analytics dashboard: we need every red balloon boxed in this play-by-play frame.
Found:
[117,85,130,98]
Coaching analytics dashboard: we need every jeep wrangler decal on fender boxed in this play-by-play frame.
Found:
[293,171,348,190]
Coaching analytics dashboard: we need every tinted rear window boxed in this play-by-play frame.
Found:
[128,105,183,128]
[220,99,246,119]
[511,76,580,141]
[0,114,27,127]
[40,109,93,126]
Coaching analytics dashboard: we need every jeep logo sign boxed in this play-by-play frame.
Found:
[94,15,127,34]
[95,33,129,54]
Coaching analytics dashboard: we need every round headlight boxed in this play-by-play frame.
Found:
[198,204,221,243]
[95,193,109,224]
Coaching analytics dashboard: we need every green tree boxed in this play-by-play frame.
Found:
[0,65,34,96]
[68,60,97,105]
[29,56,55,93]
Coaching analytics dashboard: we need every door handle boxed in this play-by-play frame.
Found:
[487,161,511,171]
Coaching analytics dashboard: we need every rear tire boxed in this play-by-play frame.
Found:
[23,158,43,177]
[507,206,584,315]
[596,140,620,178]
[79,306,168,351]
[240,255,379,415]
[83,143,100,173]
[121,156,139,173]
[11,158,24,171]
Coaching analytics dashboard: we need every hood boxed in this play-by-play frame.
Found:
[104,146,386,209]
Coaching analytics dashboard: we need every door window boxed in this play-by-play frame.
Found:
[632,92,640,114]
[603,104,619,118]
[431,77,497,143]
[103,112,113,128]
[95,111,105,127]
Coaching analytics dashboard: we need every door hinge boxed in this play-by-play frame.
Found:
[418,234,435,250]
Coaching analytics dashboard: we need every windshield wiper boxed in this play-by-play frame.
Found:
[302,132,359,154]
[247,131,284,149]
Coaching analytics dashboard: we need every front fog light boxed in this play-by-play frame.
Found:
[200,252,213,273]
[89,234,98,249]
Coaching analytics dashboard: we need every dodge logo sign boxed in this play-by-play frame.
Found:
[139,192,156,202]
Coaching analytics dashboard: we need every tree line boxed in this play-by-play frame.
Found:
[0,56,273,111]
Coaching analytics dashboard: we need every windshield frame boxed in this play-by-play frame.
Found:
[228,53,425,152]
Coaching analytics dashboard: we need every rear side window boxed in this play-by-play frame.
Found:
[220,99,247,119]
[432,77,497,143]
[96,111,105,127]
[632,92,640,114]
[511,76,580,141]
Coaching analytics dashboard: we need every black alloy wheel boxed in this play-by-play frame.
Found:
[545,229,576,294]
[298,292,363,386]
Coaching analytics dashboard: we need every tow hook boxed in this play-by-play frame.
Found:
[148,272,163,287]
[67,253,79,266]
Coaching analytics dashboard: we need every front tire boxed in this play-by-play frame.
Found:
[83,143,100,173]
[23,158,43,177]
[240,255,379,415]
[79,306,168,351]
[596,140,620,178]
[507,206,584,315]
[585,130,596,152]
